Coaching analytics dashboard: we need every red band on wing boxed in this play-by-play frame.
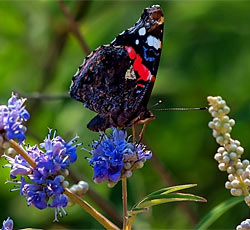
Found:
[125,46,151,86]
[125,46,136,60]
[137,83,145,88]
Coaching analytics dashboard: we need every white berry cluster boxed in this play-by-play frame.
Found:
[68,180,89,206]
[207,96,250,202]
[237,219,250,230]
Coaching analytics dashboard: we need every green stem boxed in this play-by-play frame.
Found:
[122,178,128,230]
[127,214,136,230]
[9,139,119,230]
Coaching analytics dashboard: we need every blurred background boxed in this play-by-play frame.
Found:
[1,1,250,229]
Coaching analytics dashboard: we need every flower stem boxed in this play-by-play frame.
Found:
[127,214,136,230]
[237,175,249,196]
[64,188,119,230]
[122,178,128,230]
[8,139,119,230]
[9,139,36,168]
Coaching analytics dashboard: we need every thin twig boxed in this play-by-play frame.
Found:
[58,0,91,54]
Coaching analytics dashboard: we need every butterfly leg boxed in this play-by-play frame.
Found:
[87,115,109,132]
[138,123,147,142]
[132,124,137,143]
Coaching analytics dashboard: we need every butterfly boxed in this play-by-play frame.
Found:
[70,5,164,133]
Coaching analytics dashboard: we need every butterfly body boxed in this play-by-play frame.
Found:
[70,5,164,131]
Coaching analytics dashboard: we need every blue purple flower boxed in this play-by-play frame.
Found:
[87,128,152,185]
[1,217,13,230]
[0,93,30,143]
[4,130,79,221]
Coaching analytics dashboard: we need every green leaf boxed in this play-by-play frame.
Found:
[135,192,206,209]
[132,184,203,210]
[194,196,244,230]
[146,184,197,196]
[128,207,149,216]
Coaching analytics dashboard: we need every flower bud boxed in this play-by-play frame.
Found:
[244,179,250,186]
[216,136,224,145]
[228,174,235,181]
[230,188,243,196]
[236,169,244,176]
[227,166,235,174]
[225,181,232,189]
[214,153,222,161]
[242,160,249,168]
[231,179,240,187]
[124,170,132,178]
[229,152,237,160]
[229,119,235,127]
[218,163,226,171]
[62,180,69,188]
[224,106,230,114]
[236,147,244,155]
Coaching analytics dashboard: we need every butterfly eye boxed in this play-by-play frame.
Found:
[151,19,155,24]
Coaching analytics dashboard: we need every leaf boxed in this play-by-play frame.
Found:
[134,192,206,209]
[194,196,244,230]
[145,184,198,197]
[132,184,203,210]
[128,207,149,216]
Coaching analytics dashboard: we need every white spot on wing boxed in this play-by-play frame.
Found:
[147,35,154,47]
[147,35,160,50]
[135,39,139,45]
[138,27,146,36]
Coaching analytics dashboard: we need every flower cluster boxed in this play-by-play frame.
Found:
[4,130,79,221]
[237,219,250,230]
[87,128,152,186]
[0,93,30,145]
[1,217,13,230]
[208,96,250,204]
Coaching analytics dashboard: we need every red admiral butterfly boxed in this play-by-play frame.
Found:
[70,5,164,132]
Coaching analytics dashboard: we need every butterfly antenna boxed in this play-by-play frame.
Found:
[150,99,163,109]
[154,106,207,111]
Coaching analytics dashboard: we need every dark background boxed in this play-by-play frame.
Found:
[0,1,250,229]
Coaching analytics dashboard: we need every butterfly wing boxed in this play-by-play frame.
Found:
[111,5,164,106]
[70,5,164,131]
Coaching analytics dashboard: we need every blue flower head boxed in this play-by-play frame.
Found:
[4,129,79,221]
[1,217,13,230]
[87,128,152,185]
[0,93,30,143]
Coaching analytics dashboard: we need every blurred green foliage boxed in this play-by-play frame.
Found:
[1,1,250,229]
